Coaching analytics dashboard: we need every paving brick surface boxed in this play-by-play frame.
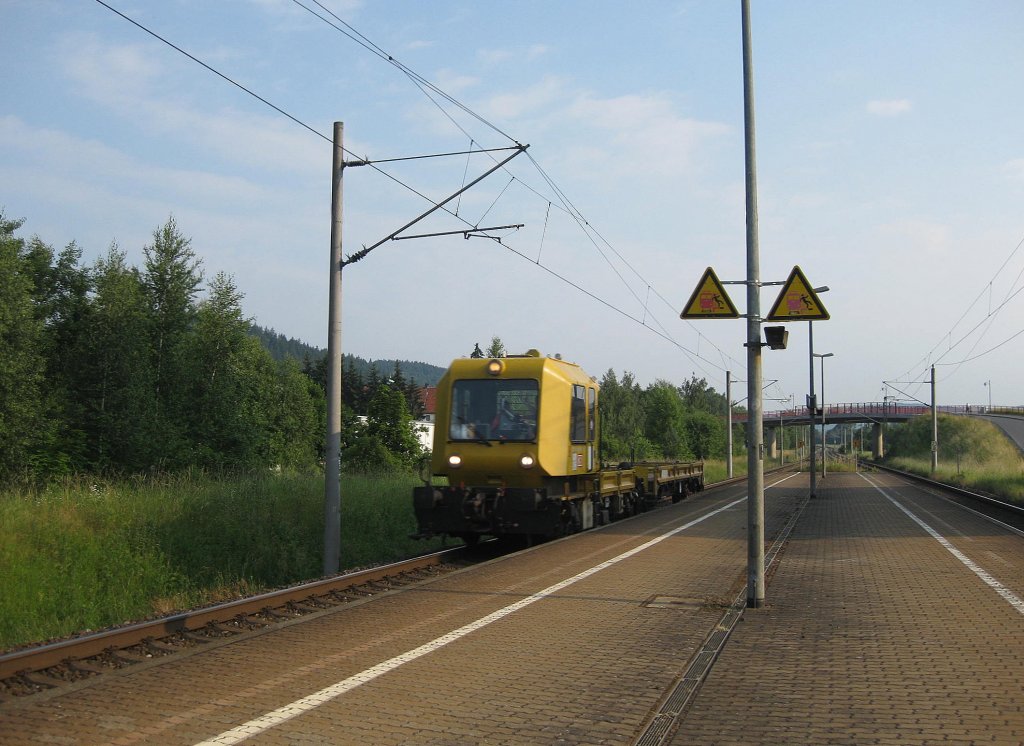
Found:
[670,471,1024,745]
[0,482,787,745]
[2,471,1019,745]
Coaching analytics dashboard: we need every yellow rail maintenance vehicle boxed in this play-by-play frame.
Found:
[413,350,704,545]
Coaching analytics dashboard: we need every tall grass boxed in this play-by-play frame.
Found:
[703,458,745,484]
[0,471,446,651]
[884,415,1024,504]
[886,455,1024,503]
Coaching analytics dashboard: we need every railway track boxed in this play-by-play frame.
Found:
[859,460,1024,531]
[0,544,494,702]
[0,470,795,704]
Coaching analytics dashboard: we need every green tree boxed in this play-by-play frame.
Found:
[470,342,484,359]
[266,357,325,469]
[17,234,93,474]
[181,272,258,467]
[77,245,158,471]
[643,380,692,460]
[678,375,725,415]
[342,356,366,413]
[598,369,653,461]
[0,213,51,482]
[344,386,423,472]
[486,336,506,358]
[682,410,723,459]
[143,216,203,463]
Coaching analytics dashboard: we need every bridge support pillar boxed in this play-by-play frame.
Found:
[872,422,884,459]
[767,427,778,459]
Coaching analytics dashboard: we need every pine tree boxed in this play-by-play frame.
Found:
[181,272,255,466]
[19,235,92,473]
[142,216,203,465]
[0,213,51,482]
[78,244,158,471]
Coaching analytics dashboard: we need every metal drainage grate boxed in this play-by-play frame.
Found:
[642,595,703,610]
[633,493,813,745]
[635,714,673,746]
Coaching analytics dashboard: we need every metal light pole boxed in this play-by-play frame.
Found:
[808,321,816,496]
[778,405,786,462]
[780,405,785,465]
[780,394,792,465]
[814,352,833,477]
[765,395,790,466]
[805,286,830,497]
[931,365,938,474]
[984,380,991,412]
[740,0,765,609]
[726,371,733,479]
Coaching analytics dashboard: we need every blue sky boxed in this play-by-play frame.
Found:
[2,0,1023,409]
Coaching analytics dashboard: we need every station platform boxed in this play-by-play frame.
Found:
[669,470,1024,745]
[1,469,1021,745]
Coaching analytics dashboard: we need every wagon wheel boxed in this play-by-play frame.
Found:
[456,532,481,548]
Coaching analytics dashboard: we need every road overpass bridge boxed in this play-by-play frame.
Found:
[731,402,990,459]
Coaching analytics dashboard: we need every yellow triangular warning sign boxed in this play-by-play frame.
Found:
[766,266,830,321]
[680,267,740,319]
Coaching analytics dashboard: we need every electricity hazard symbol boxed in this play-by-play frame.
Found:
[766,266,830,321]
[680,267,739,319]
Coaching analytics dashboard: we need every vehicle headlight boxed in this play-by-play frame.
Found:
[486,359,504,376]
[519,454,535,469]
[448,454,462,468]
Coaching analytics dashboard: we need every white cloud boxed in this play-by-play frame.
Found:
[526,44,548,61]
[564,91,730,177]
[472,79,729,178]
[56,34,324,176]
[1003,158,1024,182]
[477,49,513,65]
[477,45,547,66]
[246,0,363,18]
[0,113,276,212]
[866,99,912,117]
[433,68,480,95]
[478,75,568,121]
[880,218,951,258]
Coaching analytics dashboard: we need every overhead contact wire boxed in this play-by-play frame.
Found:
[100,0,747,383]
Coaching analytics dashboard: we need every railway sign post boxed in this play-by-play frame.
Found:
[680,267,740,319]
[676,0,767,609]
[766,265,830,499]
[740,0,766,610]
[765,265,830,322]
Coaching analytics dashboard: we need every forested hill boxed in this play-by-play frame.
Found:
[249,325,447,387]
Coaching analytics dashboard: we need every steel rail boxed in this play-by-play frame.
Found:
[1,469,794,685]
[0,546,467,680]
[859,460,1024,517]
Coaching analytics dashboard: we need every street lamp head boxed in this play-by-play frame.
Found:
[813,352,834,359]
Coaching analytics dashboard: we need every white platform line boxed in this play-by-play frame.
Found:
[195,477,802,745]
[860,472,1024,616]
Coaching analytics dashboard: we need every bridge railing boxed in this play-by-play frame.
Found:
[733,403,1021,423]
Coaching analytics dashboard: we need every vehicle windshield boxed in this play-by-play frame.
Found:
[449,379,538,441]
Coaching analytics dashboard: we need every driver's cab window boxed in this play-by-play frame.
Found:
[450,379,538,442]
